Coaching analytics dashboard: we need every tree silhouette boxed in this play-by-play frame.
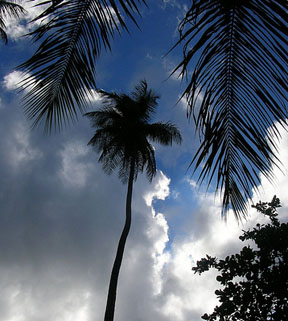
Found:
[85,80,182,321]
[193,196,288,320]
[0,0,26,44]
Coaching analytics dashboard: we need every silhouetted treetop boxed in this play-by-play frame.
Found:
[193,196,288,320]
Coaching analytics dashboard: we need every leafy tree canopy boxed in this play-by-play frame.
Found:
[193,196,288,320]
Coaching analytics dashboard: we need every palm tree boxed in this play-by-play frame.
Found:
[0,0,26,44]
[85,80,182,321]
[171,0,288,218]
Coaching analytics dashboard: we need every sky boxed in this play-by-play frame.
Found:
[0,1,287,321]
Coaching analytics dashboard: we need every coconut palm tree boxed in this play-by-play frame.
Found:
[0,0,26,44]
[85,80,182,321]
[170,0,288,218]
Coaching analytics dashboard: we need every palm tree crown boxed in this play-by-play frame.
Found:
[85,80,182,182]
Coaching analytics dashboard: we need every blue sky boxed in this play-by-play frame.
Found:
[0,1,287,321]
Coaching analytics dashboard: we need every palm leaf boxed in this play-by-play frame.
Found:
[0,0,26,44]
[146,122,182,146]
[172,0,288,218]
[18,0,146,132]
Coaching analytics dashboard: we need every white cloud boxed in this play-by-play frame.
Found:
[252,122,288,208]
[6,121,43,168]
[1,102,287,321]
[4,0,48,40]
[59,141,94,188]
[187,178,197,189]
[3,70,37,94]
[5,23,27,40]
[151,121,288,320]
[0,73,288,321]
[171,190,180,199]
[0,98,173,321]
[3,71,24,91]
[4,1,120,41]
[144,170,170,206]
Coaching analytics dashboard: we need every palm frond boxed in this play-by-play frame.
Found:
[146,122,182,146]
[0,26,7,43]
[172,0,288,218]
[85,108,122,127]
[96,83,160,123]
[0,0,26,44]
[18,0,146,132]
[131,80,159,121]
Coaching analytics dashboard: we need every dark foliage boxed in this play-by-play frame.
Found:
[18,0,146,131]
[0,0,26,44]
[172,0,288,218]
[193,196,288,320]
[85,80,182,183]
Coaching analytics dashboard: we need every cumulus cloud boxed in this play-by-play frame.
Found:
[252,122,288,207]
[4,0,48,40]
[3,1,120,42]
[59,141,94,188]
[151,122,288,320]
[144,171,170,206]
[2,71,24,91]
[2,2,287,321]
[0,94,176,321]
[0,75,287,321]
[3,70,38,95]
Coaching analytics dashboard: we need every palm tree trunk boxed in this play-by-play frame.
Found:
[104,161,135,321]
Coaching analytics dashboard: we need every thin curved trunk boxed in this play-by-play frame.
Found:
[104,161,135,321]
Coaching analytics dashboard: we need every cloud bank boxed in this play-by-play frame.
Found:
[1,67,287,321]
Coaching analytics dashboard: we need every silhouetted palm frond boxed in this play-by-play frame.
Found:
[172,0,288,218]
[0,0,26,44]
[18,0,146,131]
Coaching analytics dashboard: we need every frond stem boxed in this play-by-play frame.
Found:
[223,3,237,212]
[51,1,91,104]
